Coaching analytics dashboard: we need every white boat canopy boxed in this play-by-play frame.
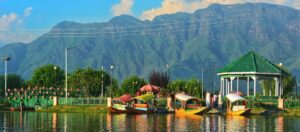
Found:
[175,93,198,102]
[226,94,246,103]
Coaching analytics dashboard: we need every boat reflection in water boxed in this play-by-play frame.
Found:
[0,112,299,131]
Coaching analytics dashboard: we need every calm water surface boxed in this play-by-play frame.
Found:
[0,112,299,131]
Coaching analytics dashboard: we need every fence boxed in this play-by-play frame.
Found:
[58,97,107,105]
[245,96,278,108]
[3,96,300,109]
[2,97,107,108]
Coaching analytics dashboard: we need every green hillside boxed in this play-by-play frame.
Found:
[1,3,300,86]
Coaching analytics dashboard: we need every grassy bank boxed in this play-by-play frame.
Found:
[279,108,300,116]
[250,107,300,116]
[38,105,108,113]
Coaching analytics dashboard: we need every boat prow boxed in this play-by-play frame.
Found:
[227,108,251,116]
[108,106,127,114]
[175,107,209,115]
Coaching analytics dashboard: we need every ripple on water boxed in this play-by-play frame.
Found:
[0,112,299,131]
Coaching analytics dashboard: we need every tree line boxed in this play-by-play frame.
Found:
[0,63,297,98]
[0,64,204,97]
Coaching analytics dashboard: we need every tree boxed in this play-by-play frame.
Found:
[148,70,169,88]
[105,78,119,97]
[30,64,64,87]
[261,64,296,97]
[185,79,203,97]
[68,68,111,97]
[120,75,146,95]
[168,79,203,97]
[168,80,186,93]
[0,74,24,96]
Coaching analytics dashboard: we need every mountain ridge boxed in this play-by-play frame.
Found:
[1,3,300,87]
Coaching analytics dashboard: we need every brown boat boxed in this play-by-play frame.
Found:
[126,107,155,114]
[108,106,127,114]
[108,94,133,114]
[126,94,156,114]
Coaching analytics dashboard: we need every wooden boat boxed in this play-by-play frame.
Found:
[174,93,208,115]
[126,94,155,114]
[226,93,251,116]
[108,94,133,114]
[108,105,127,114]
[175,107,208,115]
[126,106,155,114]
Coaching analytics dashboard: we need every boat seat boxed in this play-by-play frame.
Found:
[232,105,245,111]
[134,104,148,108]
[186,104,200,109]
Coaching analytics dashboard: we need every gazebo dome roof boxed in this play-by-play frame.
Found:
[218,51,283,75]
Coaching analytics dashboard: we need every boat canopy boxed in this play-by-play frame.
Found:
[112,94,133,104]
[226,94,246,103]
[136,84,160,95]
[133,94,155,102]
[175,93,198,102]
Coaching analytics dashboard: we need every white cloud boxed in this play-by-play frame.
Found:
[24,7,33,17]
[0,13,17,31]
[0,7,36,44]
[111,0,134,16]
[140,0,300,20]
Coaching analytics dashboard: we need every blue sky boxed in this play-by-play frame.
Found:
[0,0,299,43]
[0,0,161,29]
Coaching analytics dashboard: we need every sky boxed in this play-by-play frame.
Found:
[0,0,300,44]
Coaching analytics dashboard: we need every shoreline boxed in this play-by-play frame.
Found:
[1,104,300,116]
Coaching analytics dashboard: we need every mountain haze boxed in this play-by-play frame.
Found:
[1,3,300,87]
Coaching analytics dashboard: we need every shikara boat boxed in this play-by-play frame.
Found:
[126,94,155,114]
[174,93,208,115]
[226,94,251,116]
[108,94,133,114]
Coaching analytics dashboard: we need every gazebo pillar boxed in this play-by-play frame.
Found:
[225,79,228,95]
[227,79,230,94]
[247,77,250,96]
[219,78,222,95]
[223,78,225,96]
[230,77,235,92]
[274,78,278,96]
[236,77,239,92]
[221,78,225,96]
[252,77,257,96]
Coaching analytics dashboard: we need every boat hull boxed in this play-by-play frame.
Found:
[175,107,208,115]
[126,107,155,114]
[108,106,127,114]
[227,108,251,116]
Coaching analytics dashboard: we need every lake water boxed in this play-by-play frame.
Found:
[0,112,299,131]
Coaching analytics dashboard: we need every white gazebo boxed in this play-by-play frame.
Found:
[217,51,285,97]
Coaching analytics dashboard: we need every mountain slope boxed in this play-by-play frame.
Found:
[1,3,300,86]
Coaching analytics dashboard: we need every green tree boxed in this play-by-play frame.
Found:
[30,64,64,87]
[68,68,111,97]
[185,79,203,97]
[261,64,296,97]
[120,75,146,95]
[168,80,186,93]
[168,79,203,97]
[106,78,119,97]
[0,74,24,96]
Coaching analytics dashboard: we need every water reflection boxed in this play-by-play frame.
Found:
[0,112,299,131]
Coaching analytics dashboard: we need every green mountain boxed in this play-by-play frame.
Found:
[1,3,300,87]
